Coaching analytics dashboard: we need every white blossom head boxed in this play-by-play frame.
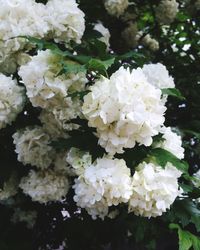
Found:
[155,0,179,25]
[13,126,56,169]
[73,155,133,219]
[82,66,166,154]
[19,169,70,203]
[129,162,182,218]
[104,0,129,17]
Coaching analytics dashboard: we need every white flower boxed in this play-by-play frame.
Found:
[122,22,138,48]
[141,34,159,52]
[129,162,182,218]
[0,173,19,201]
[94,22,110,49]
[82,66,166,154]
[66,148,92,176]
[19,169,70,203]
[0,74,25,129]
[13,126,56,169]
[73,155,132,219]
[46,0,85,44]
[156,0,179,25]
[142,63,175,89]
[104,0,129,17]
[11,208,37,229]
[154,127,184,159]
[19,50,87,109]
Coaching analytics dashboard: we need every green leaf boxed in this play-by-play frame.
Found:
[60,63,87,75]
[149,148,189,174]
[165,200,200,232]
[87,58,115,76]
[169,224,200,250]
[162,88,185,100]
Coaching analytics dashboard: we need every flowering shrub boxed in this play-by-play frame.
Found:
[0,0,200,250]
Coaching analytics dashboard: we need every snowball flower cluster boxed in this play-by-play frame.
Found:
[13,126,56,169]
[19,50,87,127]
[104,0,129,17]
[82,66,166,154]
[94,22,110,49]
[142,63,175,89]
[0,0,85,44]
[46,0,85,44]
[19,50,87,110]
[0,0,85,73]
[73,155,132,219]
[19,169,70,203]
[156,0,179,25]
[11,208,37,229]
[154,127,184,159]
[0,74,25,129]
[141,34,159,52]
[129,162,182,218]
[122,22,139,48]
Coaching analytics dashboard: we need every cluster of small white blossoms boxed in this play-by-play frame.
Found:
[122,22,139,48]
[155,0,179,25]
[0,0,85,73]
[19,169,70,203]
[0,173,19,201]
[141,34,159,52]
[94,22,111,49]
[13,126,56,169]
[0,74,25,129]
[72,155,132,219]
[69,150,182,219]
[122,24,159,51]
[82,65,170,154]
[19,50,87,132]
[154,127,185,159]
[11,208,37,229]
[129,162,182,217]
[104,0,129,17]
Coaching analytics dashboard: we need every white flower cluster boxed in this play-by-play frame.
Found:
[154,127,185,159]
[94,22,110,49]
[73,155,132,219]
[141,34,159,52]
[156,0,179,25]
[128,162,182,217]
[142,63,175,89]
[0,0,85,43]
[122,22,139,48]
[46,0,85,44]
[0,0,85,72]
[104,0,129,17]
[82,66,166,154]
[11,208,37,229]
[13,126,56,169]
[19,169,70,203]
[19,50,87,133]
[0,173,19,201]
[0,74,25,129]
